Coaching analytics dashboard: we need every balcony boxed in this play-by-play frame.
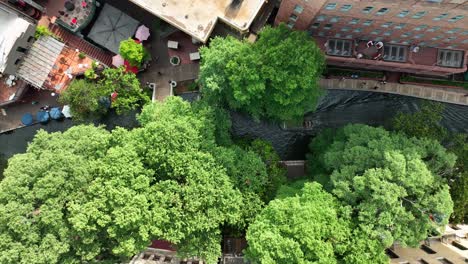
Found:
[315,36,467,77]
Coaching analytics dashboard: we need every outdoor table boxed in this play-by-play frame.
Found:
[189,52,200,61]
[168,40,178,49]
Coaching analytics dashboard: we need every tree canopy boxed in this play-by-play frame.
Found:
[119,38,147,67]
[60,67,149,119]
[307,124,455,248]
[199,24,325,121]
[391,102,468,223]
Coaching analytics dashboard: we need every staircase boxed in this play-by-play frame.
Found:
[49,24,114,67]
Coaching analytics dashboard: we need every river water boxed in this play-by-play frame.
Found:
[1,90,467,173]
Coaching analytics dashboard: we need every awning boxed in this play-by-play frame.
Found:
[17,36,65,88]
[87,4,139,54]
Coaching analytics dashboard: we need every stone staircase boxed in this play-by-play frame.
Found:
[49,23,114,66]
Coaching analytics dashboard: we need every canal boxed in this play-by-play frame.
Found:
[1,90,468,176]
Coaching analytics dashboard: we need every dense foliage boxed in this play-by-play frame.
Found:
[119,38,147,67]
[199,24,325,121]
[60,67,149,119]
[391,102,468,223]
[307,125,454,246]
[0,97,286,263]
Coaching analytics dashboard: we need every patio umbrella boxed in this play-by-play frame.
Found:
[21,113,33,126]
[135,25,150,41]
[49,107,63,120]
[112,54,125,67]
[87,4,139,54]
[62,105,72,118]
[37,111,50,124]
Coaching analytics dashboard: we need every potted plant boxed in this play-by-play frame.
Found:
[119,38,149,67]
[170,56,180,66]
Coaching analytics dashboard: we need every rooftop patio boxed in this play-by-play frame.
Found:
[42,0,96,32]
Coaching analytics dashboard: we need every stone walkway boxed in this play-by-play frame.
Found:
[321,78,468,106]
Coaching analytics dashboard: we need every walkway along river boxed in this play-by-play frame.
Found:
[1,90,468,176]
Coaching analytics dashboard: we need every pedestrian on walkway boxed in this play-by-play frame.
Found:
[157,71,162,75]
[373,86,379,90]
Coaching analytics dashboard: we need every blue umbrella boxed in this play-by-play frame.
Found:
[37,111,50,123]
[21,113,33,126]
[49,107,63,120]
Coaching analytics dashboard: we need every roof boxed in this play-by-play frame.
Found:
[0,6,32,73]
[17,36,65,88]
[127,0,266,42]
[87,4,139,54]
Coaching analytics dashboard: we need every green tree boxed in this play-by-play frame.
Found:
[246,182,364,264]
[391,102,468,223]
[58,79,105,120]
[119,38,147,67]
[99,67,149,114]
[60,67,149,119]
[199,24,325,121]
[392,101,447,141]
[0,98,248,263]
[307,124,455,248]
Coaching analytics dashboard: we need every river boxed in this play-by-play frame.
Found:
[1,90,468,175]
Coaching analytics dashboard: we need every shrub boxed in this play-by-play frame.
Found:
[119,38,146,67]
[34,25,52,39]
[78,52,86,59]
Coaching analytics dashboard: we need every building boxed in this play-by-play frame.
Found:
[127,0,268,42]
[0,1,36,105]
[275,0,468,76]
[388,225,468,263]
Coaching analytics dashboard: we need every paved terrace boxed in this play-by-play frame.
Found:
[321,78,468,106]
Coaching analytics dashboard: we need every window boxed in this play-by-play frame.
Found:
[289,14,298,21]
[427,26,440,32]
[376,8,389,15]
[341,4,352,12]
[325,3,337,10]
[414,34,425,39]
[433,13,448,21]
[294,5,304,13]
[447,28,461,34]
[14,59,21,65]
[394,23,406,30]
[334,33,342,38]
[353,28,362,33]
[310,22,320,29]
[324,24,332,30]
[383,31,393,36]
[383,44,407,62]
[401,32,411,38]
[419,42,426,46]
[413,25,428,31]
[326,39,353,57]
[389,39,400,44]
[362,6,374,14]
[341,26,351,32]
[330,16,341,23]
[463,39,468,44]
[432,35,442,40]
[349,18,360,24]
[345,35,353,39]
[448,15,463,22]
[412,11,427,19]
[397,10,409,18]
[371,29,381,35]
[363,19,373,26]
[438,49,464,67]
[316,15,326,22]
[462,31,468,35]
[402,41,410,45]
[16,46,27,53]
[318,32,325,36]
[27,36,34,42]
[381,22,393,28]
[287,21,295,28]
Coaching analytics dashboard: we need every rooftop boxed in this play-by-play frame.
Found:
[127,0,266,42]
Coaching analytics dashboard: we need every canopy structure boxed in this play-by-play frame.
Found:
[135,25,150,41]
[87,4,139,54]
[37,111,50,123]
[49,107,63,120]
[21,113,33,126]
[16,36,65,88]
[62,105,72,118]
[112,54,124,67]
